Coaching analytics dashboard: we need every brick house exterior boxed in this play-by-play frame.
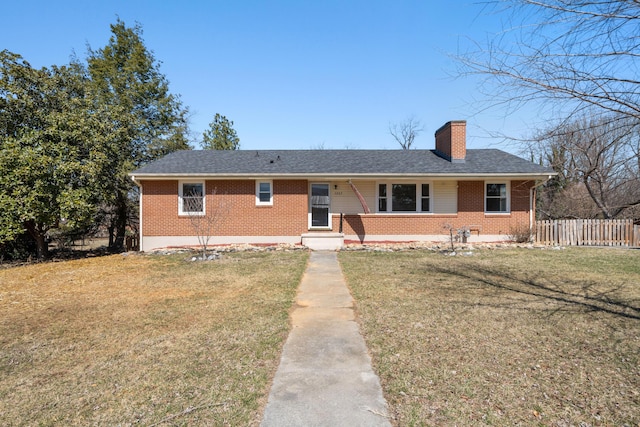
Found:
[130,121,554,251]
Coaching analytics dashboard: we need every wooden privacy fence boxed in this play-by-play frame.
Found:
[536,219,639,247]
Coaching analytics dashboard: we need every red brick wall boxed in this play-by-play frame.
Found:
[141,179,308,236]
[435,121,466,161]
[141,180,178,235]
[141,178,535,240]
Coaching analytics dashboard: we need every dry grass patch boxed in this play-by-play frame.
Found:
[340,247,640,426]
[0,251,308,426]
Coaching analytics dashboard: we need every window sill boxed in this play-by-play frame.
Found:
[485,212,511,217]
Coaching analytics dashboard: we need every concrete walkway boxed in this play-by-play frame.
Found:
[260,251,391,427]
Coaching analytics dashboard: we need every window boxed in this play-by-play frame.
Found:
[377,182,431,213]
[392,184,416,211]
[486,183,509,213]
[378,184,387,211]
[421,184,430,212]
[256,180,273,206]
[179,181,205,215]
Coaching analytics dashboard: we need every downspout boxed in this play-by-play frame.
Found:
[348,179,370,214]
[530,177,553,236]
[130,175,143,252]
[530,187,534,232]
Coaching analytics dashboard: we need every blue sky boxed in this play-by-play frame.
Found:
[2,1,531,152]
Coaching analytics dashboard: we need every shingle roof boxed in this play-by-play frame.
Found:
[130,149,554,178]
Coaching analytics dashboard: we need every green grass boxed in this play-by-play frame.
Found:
[340,247,640,426]
[0,251,308,426]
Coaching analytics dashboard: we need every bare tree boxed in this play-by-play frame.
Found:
[389,116,423,149]
[458,1,640,218]
[183,188,230,259]
[534,114,640,219]
[459,1,640,124]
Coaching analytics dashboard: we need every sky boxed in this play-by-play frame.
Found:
[2,1,533,152]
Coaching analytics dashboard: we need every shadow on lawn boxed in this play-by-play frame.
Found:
[0,246,119,269]
[429,264,640,321]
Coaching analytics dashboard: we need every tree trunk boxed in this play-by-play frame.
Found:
[24,220,48,259]
[583,177,612,219]
[34,233,48,260]
[111,192,128,250]
[108,222,115,248]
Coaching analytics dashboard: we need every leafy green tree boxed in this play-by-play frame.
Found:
[202,113,240,150]
[86,19,190,249]
[0,51,111,258]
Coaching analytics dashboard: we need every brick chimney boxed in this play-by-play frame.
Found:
[435,120,466,162]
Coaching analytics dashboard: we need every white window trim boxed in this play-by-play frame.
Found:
[376,181,432,213]
[255,180,273,206]
[178,180,206,216]
[485,181,510,214]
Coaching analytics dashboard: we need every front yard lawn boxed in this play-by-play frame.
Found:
[0,251,308,426]
[340,247,640,426]
[3,246,637,426]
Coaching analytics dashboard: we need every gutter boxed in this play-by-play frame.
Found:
[530,175,554,234]
[130,175,143,252]
[128,172,557,181]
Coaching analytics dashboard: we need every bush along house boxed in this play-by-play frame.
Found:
[129,121,554,250]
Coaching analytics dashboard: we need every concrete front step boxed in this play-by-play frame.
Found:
[301,233,344,250]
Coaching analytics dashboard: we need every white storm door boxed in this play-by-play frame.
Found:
[310,183,330,228]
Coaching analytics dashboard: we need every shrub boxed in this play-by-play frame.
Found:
[508,223,533,243]
[0,233,37,261]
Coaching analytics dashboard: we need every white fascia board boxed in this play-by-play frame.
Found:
[129,172,556,181]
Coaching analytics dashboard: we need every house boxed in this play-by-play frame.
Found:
[129,121,554,251]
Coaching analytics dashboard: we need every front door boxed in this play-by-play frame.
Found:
[310,183,330,228]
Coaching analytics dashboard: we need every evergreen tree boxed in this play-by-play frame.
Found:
[86,19,190,248]
[202,113,240,150]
